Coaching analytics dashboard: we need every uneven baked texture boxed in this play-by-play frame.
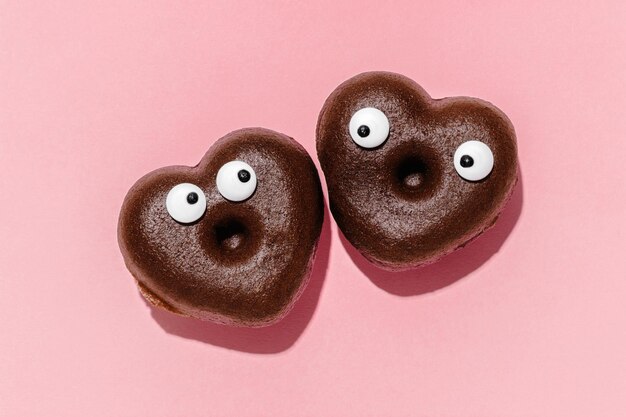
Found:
[118,128,324,326]
[316,72,518,270]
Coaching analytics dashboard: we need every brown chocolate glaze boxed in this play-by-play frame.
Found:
[316,72,518,270]
[118,128,324,326]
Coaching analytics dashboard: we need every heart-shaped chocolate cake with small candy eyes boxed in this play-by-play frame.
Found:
[316,72,518,271]
[118,128,324,327]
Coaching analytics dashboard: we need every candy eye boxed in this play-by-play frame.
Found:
[166,183,207,224]
[216,161,257,202]
[454,140,494,181]
[349,107,390,148]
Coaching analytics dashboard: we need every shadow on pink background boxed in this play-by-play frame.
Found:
[1,1,625,416]
[148,204,333,354]
[345,173,524,296]
[153,175,523,354]
[150,174,522,353]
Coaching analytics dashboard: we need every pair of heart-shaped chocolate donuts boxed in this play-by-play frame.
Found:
[118,72,518,327]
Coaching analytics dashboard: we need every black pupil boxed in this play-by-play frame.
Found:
[357,125,370,137]
[238,169,251,183]
[186,192,199,204]
[460,155,474,168]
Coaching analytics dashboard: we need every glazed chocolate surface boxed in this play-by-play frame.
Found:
[316,72,518,270]
[118,128,324,326]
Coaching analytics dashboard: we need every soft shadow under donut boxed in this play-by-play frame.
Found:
[145,203,332,354]
[340,169,524,296]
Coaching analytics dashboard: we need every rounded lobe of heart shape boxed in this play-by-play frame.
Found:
[118,128,324,326]
[316,72,518,270]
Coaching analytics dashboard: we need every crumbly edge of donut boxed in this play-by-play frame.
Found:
[135,278,188,317]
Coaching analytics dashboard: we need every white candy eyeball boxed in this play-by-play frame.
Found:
[216,161,257,202]
[349,107,390,148]
[454,140,494,181]
[166,183,207,224]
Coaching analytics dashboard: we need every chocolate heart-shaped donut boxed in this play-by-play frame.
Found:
[317,72,518,270]
[118,128,324,326]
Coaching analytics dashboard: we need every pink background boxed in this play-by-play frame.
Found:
[1,1,625,416]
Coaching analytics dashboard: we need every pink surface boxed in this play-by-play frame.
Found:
[1,1,625,416]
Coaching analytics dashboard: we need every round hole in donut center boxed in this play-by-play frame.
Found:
[397,157,429,189]
[213,218,248,252]
[390,149,442,200]
[200,205,264,265]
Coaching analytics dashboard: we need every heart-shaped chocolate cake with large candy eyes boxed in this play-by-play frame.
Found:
[118,128,324,326]
[317,72,518,271]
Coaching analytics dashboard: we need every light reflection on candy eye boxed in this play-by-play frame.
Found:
[454,140,494,181]
[349,107,390,149]
[216,160,257,202]
[166,183,207,224]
